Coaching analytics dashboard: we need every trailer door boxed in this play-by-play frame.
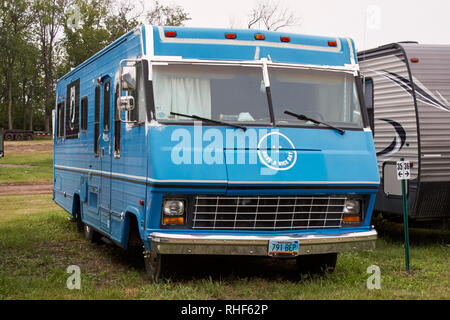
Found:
[99,78,113,232]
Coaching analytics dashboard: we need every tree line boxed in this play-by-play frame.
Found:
[0,0,190,132]
[0,0,298,132]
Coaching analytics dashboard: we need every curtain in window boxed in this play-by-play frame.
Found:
[153,71,212,119]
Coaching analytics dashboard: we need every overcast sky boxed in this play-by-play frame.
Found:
[144,0,450,51]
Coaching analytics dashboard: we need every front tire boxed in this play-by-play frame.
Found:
[144,251,165,282]
[296,253,338,275]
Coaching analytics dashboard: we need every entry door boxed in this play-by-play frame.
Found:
[99,78,113,232]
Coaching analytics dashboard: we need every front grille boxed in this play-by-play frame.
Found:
[192,195,346,230]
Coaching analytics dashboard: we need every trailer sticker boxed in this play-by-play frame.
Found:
[379,70,450,112]
[376,118,406,158]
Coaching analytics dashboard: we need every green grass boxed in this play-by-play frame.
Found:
[0,152,53,183]
[0,194,449,300]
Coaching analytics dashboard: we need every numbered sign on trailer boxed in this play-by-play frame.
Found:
[396,161,411,180]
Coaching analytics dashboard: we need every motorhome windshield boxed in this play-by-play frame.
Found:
[269,67,363,128]
[153,64,271,124]
[152,63,363,128]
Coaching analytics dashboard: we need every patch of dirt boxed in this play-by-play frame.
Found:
[0,164,35,168]
[4,140,53,154]
[0,181,53,195]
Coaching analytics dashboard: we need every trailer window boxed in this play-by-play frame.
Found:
[94,85,100,156]
[57,102,65,138]
[81,96,88,132]
[268,68,363,128]
[65,79,80,139]
[152,64,270,124]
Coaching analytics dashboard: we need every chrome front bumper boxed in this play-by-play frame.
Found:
[149,229,377,256]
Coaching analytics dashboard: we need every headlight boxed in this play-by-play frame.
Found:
[162,199,186,225]
[343,199,362,224]
[343,199,361,215]
[163,199,185,216]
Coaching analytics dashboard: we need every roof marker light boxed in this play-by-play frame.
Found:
[411,57,419,63]
[280,36,290,43]
[328,40,337,47]
[225,33,237,39]
[165,31,177,37]
[254,34,265,40]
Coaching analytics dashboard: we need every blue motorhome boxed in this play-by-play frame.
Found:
[54,25,379,280]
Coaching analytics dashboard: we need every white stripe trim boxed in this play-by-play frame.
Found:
[54,165,378,185]
[227,180,379,185]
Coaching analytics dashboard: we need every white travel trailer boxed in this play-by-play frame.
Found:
[358,42,450,224]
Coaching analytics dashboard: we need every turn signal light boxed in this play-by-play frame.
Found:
[165,31,177,37]
[225,33,237,39]
[163,216,185,225]
[411,57,419,63]
[343,216,361,223]
[328,40,337,47]
[280,36,291,42]
[254,34,265,40]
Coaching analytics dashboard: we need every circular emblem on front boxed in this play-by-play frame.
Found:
[257,132,297,171]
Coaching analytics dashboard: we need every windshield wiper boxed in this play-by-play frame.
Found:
[284,110,345,135]
[170,112,246,131]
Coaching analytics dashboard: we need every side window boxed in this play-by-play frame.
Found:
[81,96,88,132]
[94,85,100,156]
[65,79,80,139]
[57,102,65,138]
[114,84,121,156]
[363,77,374,132]
[103,80,111,132]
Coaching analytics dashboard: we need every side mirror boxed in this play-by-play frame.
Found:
[118,96,135,112]
[118,59,140,123]
[121,66,136,90]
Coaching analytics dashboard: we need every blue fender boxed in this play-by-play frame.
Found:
[121,205,144,249]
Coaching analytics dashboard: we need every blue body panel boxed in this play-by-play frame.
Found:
[53,25,378,250]
[152,27,354,66]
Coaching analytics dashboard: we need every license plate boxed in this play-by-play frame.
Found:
[268,240,299,257]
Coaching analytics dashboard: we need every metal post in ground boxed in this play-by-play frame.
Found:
[400,157,411,272]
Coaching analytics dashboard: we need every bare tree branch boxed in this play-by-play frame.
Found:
[247,0,300,31]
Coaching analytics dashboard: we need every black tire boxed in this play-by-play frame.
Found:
[75,208,83,234]
[144,251,165,282]
[296,253,338,275]
[84,223,101,243]
[15,134,23,141]
[4,133,13,141]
